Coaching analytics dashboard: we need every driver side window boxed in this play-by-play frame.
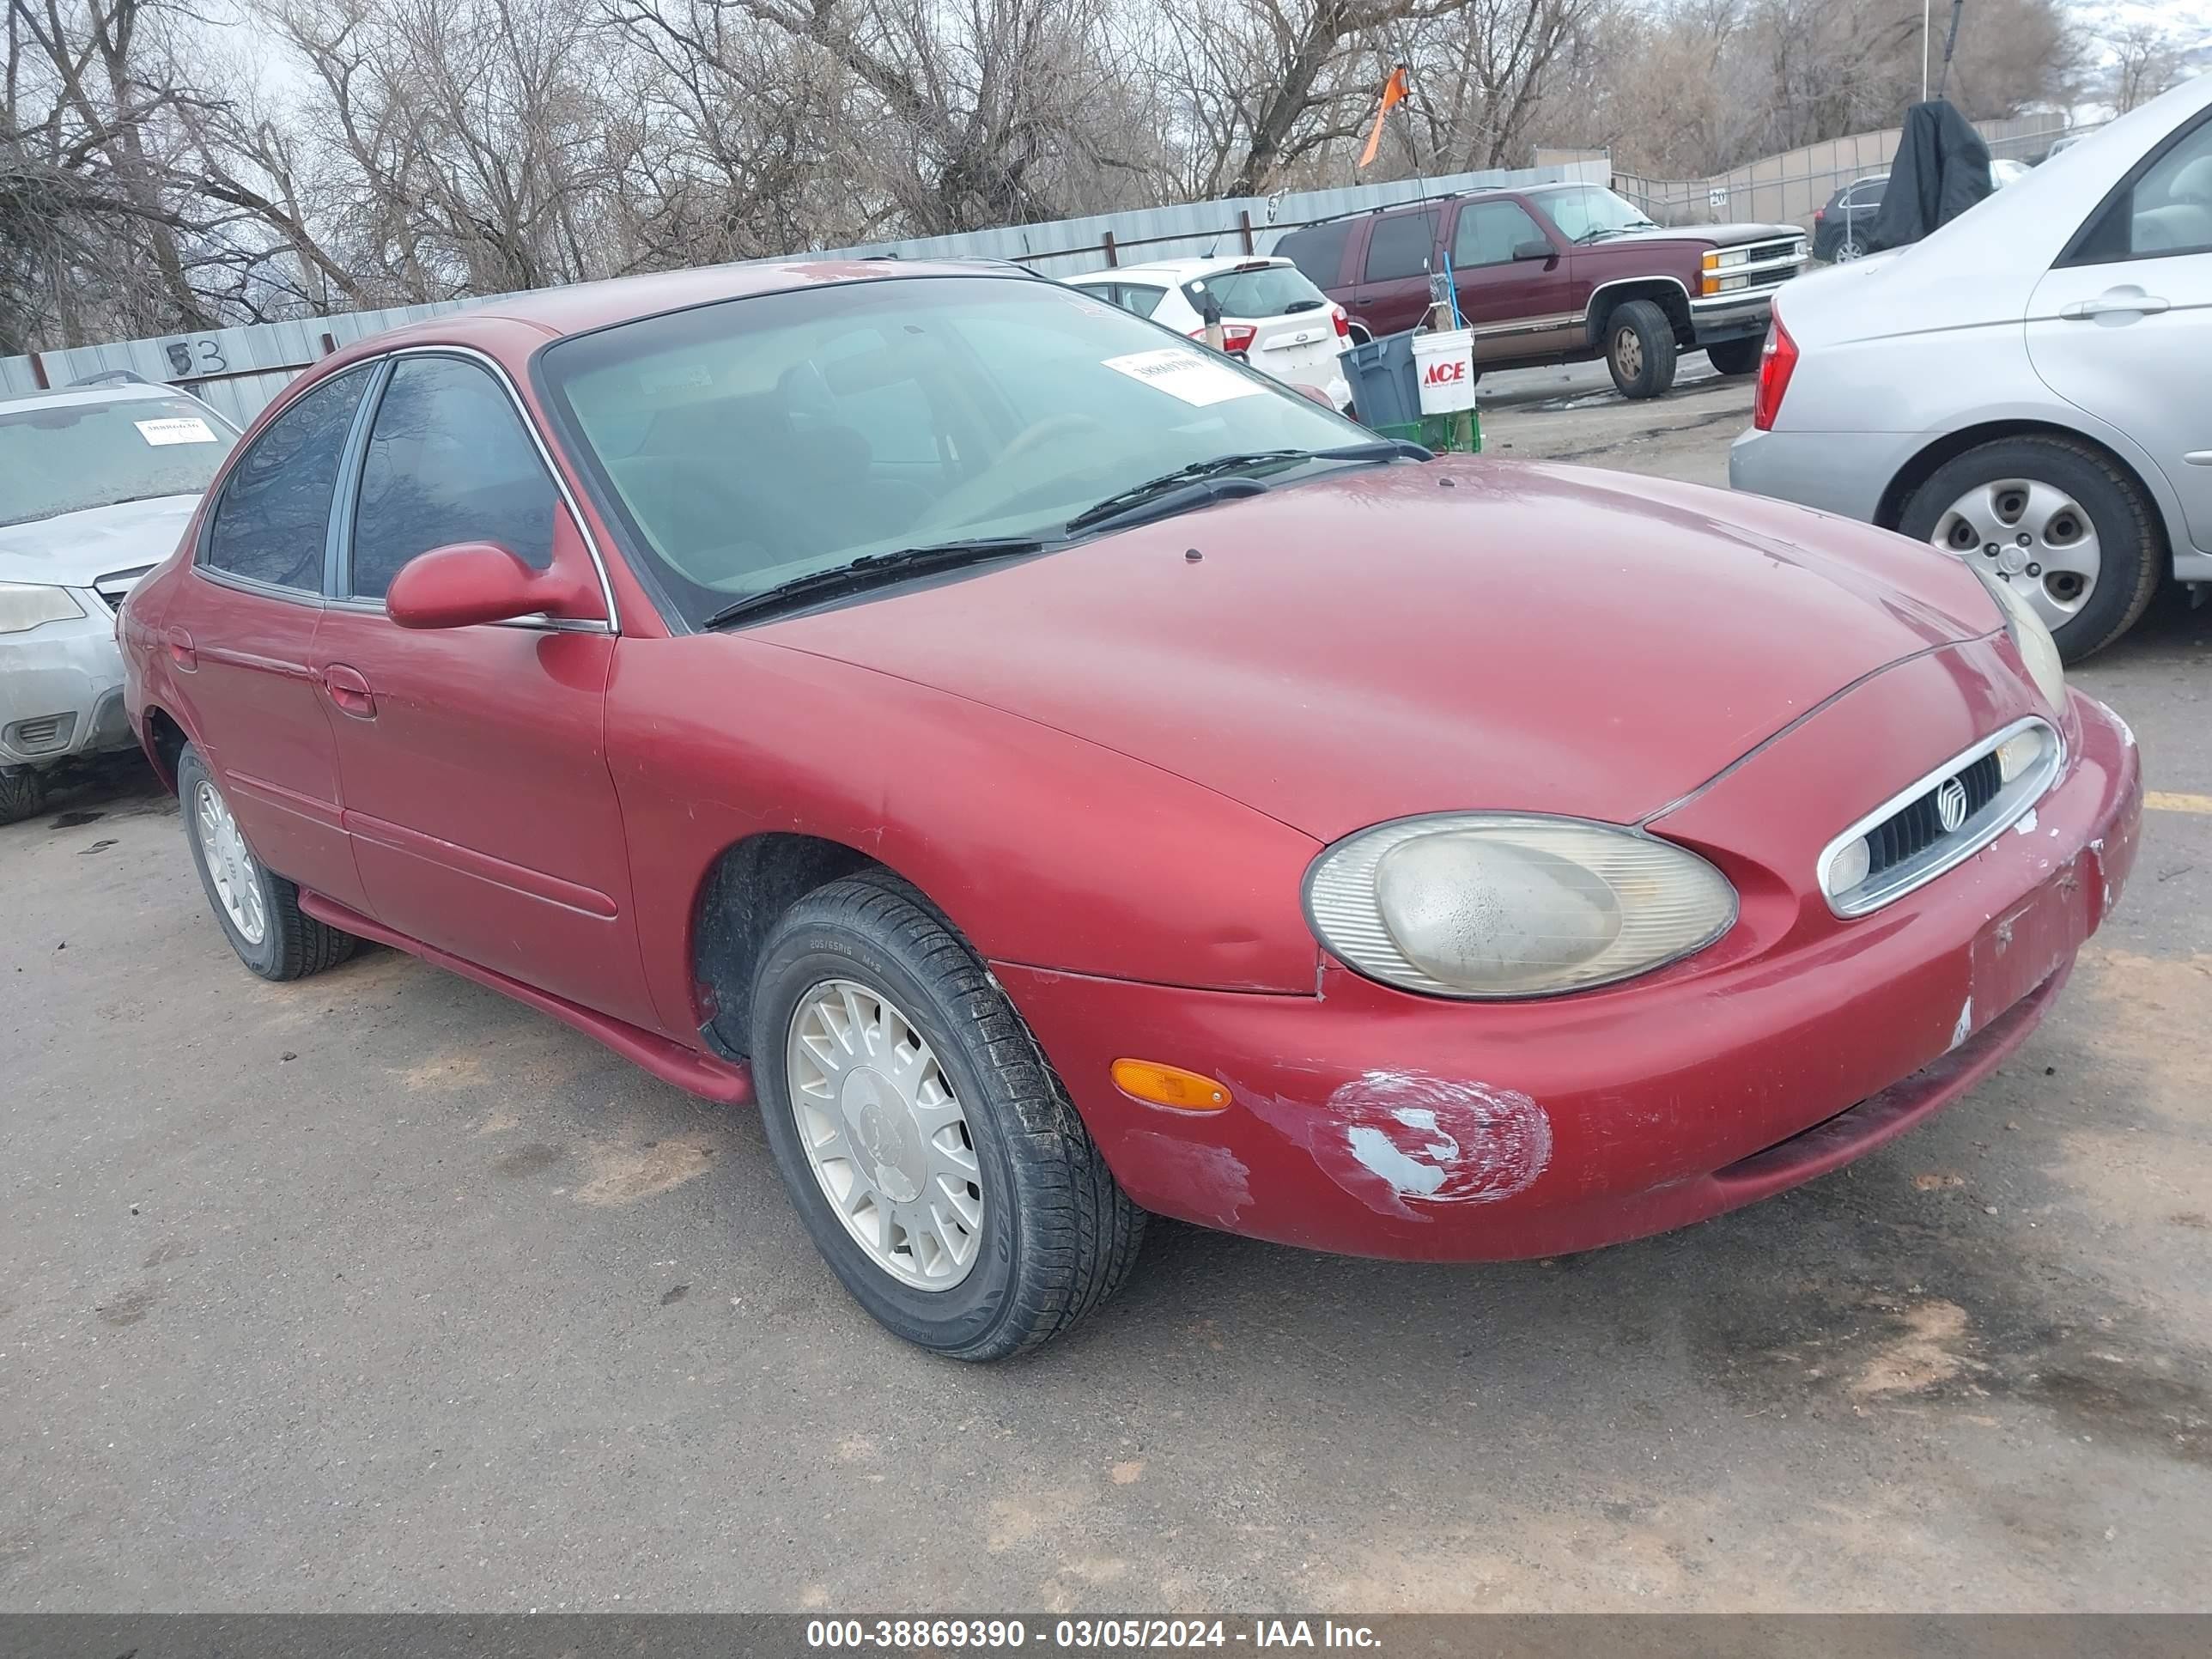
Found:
[348,356,557,601]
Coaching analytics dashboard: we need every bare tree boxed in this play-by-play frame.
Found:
[2109,21,2182,117]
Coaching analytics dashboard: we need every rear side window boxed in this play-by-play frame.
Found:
[1183,264,1327,319]
[1115,284,1167,319]
[1274,222,1352,288]
[202,368,368,592]
[1362,210,1439,282]
[2066,115,2212,264]
[349,356,556,600]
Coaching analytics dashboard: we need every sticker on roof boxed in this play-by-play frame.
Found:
[1102,348,1262,407]
[135,416,218,447]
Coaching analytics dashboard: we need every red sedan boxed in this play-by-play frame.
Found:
[120,262,2141,1359]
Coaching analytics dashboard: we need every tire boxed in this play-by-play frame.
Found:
[1833,236,1867,263]
[1705,336,1763,377]
[1899,434,2162,663]
[0,769,46,826]
[1605,299,1678,399]
[177,743,358,981]
[750,871,1146,1360]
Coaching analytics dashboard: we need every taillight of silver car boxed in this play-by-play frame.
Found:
[1753,310,1798,432]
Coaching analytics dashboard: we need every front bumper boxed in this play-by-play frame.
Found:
[0,602,133,770]
[1688,288,1784,346]
[998,691,2140,1261]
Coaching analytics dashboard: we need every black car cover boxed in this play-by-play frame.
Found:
[1866,100,1993,252]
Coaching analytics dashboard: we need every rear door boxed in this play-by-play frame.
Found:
[2026,110,2212,555]
[310,349,657,1026]
[165,366,374,912]
[1348,209,1442,337]
[1445,198,1580,364]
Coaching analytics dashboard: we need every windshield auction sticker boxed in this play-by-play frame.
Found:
[1103,349,1264,406]
[134,416,219,446]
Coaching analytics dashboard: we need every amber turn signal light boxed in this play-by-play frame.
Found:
[1111,1059,1230,1112]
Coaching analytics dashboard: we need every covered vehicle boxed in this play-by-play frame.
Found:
[1061,255,1354,410]
[121,260,2136,1359]
[1731,72,2212,660]
[1,378,235,823]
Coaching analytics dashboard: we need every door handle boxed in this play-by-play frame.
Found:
[2059,291,2170,320]
[164,626,197,670]
[322,664,375,718]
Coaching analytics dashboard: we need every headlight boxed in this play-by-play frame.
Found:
[1304,814,1739,998]
[1973,567,2065,711]
[0,582,85,635]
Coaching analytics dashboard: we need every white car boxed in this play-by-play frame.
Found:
[1730,73,2212,660]
[1063,256,1354,410]
[1,375,237,821]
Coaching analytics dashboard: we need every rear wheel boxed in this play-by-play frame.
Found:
[1705,336,1763,377]
[1833,234,1869,262]
[750,872,1146,1360]
[1605,299,1679,399]
[1899,435,2162,662]
[177,744,357,980]
[0,769,45,827]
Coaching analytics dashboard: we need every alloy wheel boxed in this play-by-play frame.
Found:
[785,978,984,1291]
[193,776,267,946]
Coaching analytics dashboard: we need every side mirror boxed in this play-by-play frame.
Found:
[1511,240,1556,262]
[385,541,599,630]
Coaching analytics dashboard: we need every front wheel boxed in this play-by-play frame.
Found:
[177,744,358,980]
[750,872,1146,1360]
[1704,336,1763,377]
[1605,299,1679,399]
[1899,435,2162,663]
[0,769,46,826]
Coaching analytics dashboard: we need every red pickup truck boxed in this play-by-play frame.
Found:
[1273,181,1808,399]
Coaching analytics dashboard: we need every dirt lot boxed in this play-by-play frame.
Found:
[4,364,2209,1613]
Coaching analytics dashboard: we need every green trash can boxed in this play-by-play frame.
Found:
[1376,410,1481,454]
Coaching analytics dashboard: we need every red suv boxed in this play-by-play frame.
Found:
[1274,182,1807,398]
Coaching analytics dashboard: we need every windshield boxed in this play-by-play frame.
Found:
[538,274,1370,626]
[1540,185,1659,243]
[1185,264,1328,319]
[0,395,234,528]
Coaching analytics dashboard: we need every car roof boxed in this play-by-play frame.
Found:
[0,379,193,416]
[365,258,1035,349]
[1064,255,1291,283]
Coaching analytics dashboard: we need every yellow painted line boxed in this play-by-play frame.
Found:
[2145,791,2212,815]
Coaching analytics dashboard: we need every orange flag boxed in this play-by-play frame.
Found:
[1358,64,1411,169]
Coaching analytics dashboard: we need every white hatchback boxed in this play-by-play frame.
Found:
[1063,256,1354,410]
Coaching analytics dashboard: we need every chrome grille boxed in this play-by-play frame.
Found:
[1820,718,2064,918]
[1863,751,2002,881]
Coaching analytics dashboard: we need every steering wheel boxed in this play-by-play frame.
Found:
[911,413,1116,534]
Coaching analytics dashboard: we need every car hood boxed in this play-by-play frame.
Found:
[0,494,199,588]
[753,460,1997,841]
[1600,222,1802,249]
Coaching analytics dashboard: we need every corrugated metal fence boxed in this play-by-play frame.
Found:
[1,158,1607,427]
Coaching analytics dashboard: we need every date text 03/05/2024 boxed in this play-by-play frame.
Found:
[804,1618,1383,1650]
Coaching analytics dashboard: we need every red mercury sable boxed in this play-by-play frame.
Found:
[120,262,2141,1359]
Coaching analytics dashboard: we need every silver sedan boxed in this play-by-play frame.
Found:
[1729,74,2212,661]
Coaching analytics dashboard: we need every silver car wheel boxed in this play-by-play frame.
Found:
[1930,477,2100,632]
[193,776,267,946]
[1833,238,1866,263]
[786,977,983,1291]
[1613,327,1644,381]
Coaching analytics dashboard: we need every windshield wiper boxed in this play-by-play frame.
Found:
[1282,298,1326,313]
[699,536,1050,630]
[1065,441,1426,537]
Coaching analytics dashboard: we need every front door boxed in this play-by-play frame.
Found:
[2025,111,2212,556]
[1445,198,1582,365]
[311,351,657,1028]
[165,366,374,912]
